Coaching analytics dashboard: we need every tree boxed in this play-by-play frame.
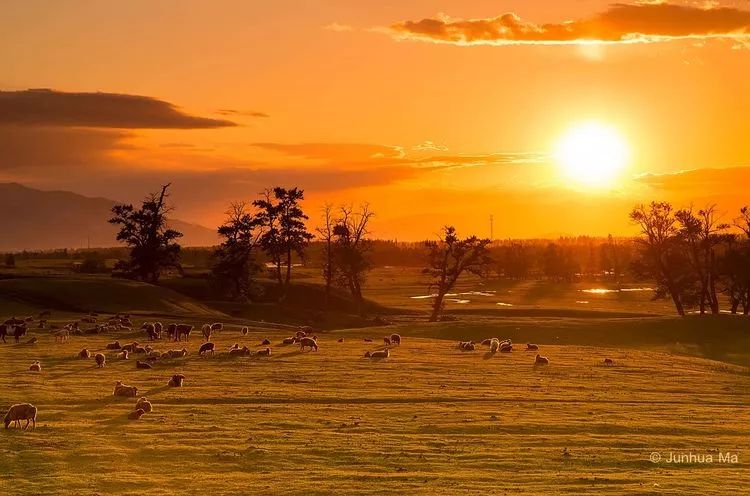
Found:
[630,202,687,316]
[332,204,374,314]
[211,202,262,301]
[424,226,492,322]
[315,203,336,309]
[254,187,313,290]
[109,184,182,283]
[542,243,579,282]
[675,205,730,315]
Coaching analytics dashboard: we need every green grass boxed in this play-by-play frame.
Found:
[0,320,747,495]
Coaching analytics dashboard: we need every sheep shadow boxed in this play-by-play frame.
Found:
[46,363,99,380]
[482,351,497,360]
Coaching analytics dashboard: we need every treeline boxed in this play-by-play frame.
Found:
[6,183,749,318]
[629,202,750,316]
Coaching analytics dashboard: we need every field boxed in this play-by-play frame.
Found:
[0,267,748,494]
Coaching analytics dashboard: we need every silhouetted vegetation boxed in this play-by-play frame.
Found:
[211,202,262,301]
[425,226,492,322]
[108,183,183,283]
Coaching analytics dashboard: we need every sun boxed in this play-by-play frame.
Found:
[554,121,630,187]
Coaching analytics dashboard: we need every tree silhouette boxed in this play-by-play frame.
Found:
[425,226,492,322]
[211,202,262,301]
[254,187,313,292]
[332,204,374,315]
[109,183,182,283]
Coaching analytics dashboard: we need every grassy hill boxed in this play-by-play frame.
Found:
[0,276,225,318]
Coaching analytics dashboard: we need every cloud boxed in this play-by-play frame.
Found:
[216,108,270,118]
[251,142,407,164]
[0,89,236,128]
[387,3,750,46]
[325,22,354,32]
[0,126,133,169]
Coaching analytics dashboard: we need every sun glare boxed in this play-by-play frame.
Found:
[554,121,630,188]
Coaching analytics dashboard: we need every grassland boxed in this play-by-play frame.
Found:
[0,266,748,494]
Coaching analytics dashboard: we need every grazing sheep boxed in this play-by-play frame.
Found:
[300,337,318,351]
[199,342,215,356]
[166,348,188,359]
[135,397,153,413]
[368,349,390,359]
[128,408,146,420]
[499,343,513,353]
[147,350,161,359]
[296,330,307,338]
[168,374,185,387]
[79,348,91,359]
[119,350,130,360]
[28,361,41,372]
[11,324,27,343]
[534,354,549,366]
[489,338,500,353]
[26,337,38,345]
[458,341,476,351]
[390,334,401,346]
[363,338,373,343]
[603,358,614,366]
[135,360,152,369]
[261,338,271,346]
[256,347,271,357]
[153,322,163,338]
[94,353,106,368]
[241,326,249,336]
[337,338,344,343]
[120,342,139,353]
[106,341,121,350]
[210,323,223,332]
[299,325,314,335]
[481,338,493,346]
[282,337,297,345]
[114,381,138,397]
[201,324,212,342]
[228,346,251,357]
[4,403,37,430]
[526,343,539,351]
[132,345,147,354]
[142,323,158,341]
[383,337,392,346]
[228,343,239,351]
[168,323,193,342]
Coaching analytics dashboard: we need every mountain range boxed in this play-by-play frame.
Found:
[0,183,218,251]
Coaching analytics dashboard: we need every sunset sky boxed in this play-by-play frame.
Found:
[3,0,750,240]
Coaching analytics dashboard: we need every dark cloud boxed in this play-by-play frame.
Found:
[216,109,269,118]
[388,3,750,45]
[0,126,133,169]
[0,89,236,128]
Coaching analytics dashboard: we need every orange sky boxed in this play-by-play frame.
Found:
[2,0,750,240]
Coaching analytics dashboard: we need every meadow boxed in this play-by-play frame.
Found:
[0,265,748,495]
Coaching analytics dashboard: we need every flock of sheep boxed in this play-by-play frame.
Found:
[2,310,617,432]
[1,311,410,430]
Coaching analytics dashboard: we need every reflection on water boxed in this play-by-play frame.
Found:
[575,300,589,304]
[410,290,496,300]
[496,302,513,307]
[581,287,654,294]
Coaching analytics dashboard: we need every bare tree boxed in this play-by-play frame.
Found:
[332,203,374,314]
[424,226,492,322]
[315,203,336,310]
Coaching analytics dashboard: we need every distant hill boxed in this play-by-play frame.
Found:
[0,183,218,251]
